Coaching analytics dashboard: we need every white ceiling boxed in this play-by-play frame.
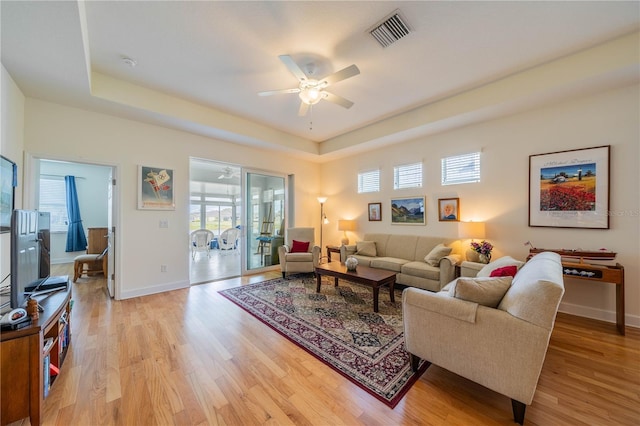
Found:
[2,1,639,162]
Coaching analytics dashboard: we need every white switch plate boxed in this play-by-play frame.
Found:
[159,219,169,228]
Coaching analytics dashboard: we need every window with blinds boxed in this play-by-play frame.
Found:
[393,162,422,190]
[39,177,68,232]
[441,152,481,185]
[358,170,380,193]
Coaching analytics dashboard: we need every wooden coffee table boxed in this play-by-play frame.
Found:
[315,262,396,312]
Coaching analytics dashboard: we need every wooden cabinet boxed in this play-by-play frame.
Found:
[1,285,72,425]
[87,227,108,254]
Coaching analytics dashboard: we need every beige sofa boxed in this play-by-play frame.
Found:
[339,233,463,291]
[403,252,565,424]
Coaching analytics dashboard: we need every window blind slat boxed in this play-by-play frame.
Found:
[358,170,380,193]
[39,178,68,232]
[394,163,422,189]
[442,153,481,185]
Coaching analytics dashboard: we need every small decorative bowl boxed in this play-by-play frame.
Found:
[345,256,358,271]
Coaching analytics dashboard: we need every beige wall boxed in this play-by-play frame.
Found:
[321,84,639,327]
[22,98,321,299]
[3,64,638,328]
[1,66,25,288]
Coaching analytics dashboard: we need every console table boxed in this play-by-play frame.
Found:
[528,249,625,335]
[1,285,72,425]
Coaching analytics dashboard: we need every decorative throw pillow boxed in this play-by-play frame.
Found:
[449,277,513,308]
[356,241,377,257]
[476,256,525,277]
[490,265,518,277]
[424,243,453,266]
[290,240,310,253]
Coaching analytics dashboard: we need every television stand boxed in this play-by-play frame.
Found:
[0,283,72,425]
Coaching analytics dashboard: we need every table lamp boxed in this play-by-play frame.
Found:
[458,221,486,262]
[338,220,355,245]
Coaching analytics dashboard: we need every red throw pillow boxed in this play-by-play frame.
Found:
[490,265,518,277]
[290,240,310,253]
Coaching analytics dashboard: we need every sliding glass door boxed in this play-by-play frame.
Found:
[243,170,286,272]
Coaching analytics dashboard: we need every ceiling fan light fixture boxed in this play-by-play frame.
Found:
[299,87,323,105]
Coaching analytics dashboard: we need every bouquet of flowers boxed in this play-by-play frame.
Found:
[470,240,493,257]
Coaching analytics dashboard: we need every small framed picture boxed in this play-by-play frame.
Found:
[138,165,175,210]
[438,198,460,222]
[368,202,382,221]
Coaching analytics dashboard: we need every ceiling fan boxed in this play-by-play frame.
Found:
[258,55,360,116]
[218,167,239,180]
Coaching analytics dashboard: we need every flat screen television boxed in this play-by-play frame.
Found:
[10,210,50,308]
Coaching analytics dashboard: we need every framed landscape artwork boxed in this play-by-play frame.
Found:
[138,165,175,210]
[438,198,460,222]
[529,145,610,229]
[391,196,425,225]
[368,202,381,221]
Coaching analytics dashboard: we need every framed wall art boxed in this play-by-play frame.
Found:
[391,196,425,225]
[138,165,175,210]
[368,202,381,221]
[529,145,610,229]
[1,156,17,233]
[438,197,460,222]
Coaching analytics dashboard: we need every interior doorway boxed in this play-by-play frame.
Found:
[26,155,118,298]
[189,158,242,284]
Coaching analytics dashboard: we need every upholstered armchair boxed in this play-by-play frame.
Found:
[402,252,565,424]
[278,227,321,278]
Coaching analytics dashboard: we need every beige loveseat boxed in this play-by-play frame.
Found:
[403,252,565,424]
[339,233,463,291]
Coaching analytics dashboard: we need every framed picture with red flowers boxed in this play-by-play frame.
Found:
[529,145,610,229]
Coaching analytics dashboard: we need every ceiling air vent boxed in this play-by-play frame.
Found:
[369,10,411,48]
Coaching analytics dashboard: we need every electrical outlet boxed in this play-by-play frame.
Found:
[160,265,167,273]
[159,219,169,228]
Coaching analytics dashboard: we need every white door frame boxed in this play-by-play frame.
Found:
[24,152,121,299]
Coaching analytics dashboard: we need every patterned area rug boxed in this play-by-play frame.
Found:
[219,273,428,408]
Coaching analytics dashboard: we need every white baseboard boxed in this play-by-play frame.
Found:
[119,280,190,300]
[559,301,640,330]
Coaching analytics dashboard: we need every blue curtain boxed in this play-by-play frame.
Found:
[65,175,87,252]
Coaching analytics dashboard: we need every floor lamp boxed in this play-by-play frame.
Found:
[318,197,329,262]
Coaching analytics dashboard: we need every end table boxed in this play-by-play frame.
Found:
[326,245,341,262]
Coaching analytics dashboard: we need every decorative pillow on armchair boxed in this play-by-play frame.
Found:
[449,276,513,308]
[356,241,377,257]
[424,243,453,266]
[290,240,310,253]
[490,265,518,277]
[476,256,525,277]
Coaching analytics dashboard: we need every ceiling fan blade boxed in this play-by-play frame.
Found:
[258,88,300,96]
[323,92,354,109]
[321,64,360,86]
[278,55,308,82]
[298,101,310,116]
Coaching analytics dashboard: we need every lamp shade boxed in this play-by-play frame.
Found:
[338,220,356,231]
[317,196,327,204]
[458,221,485,240]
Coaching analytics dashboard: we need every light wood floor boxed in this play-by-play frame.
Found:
[15,264,640,425]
